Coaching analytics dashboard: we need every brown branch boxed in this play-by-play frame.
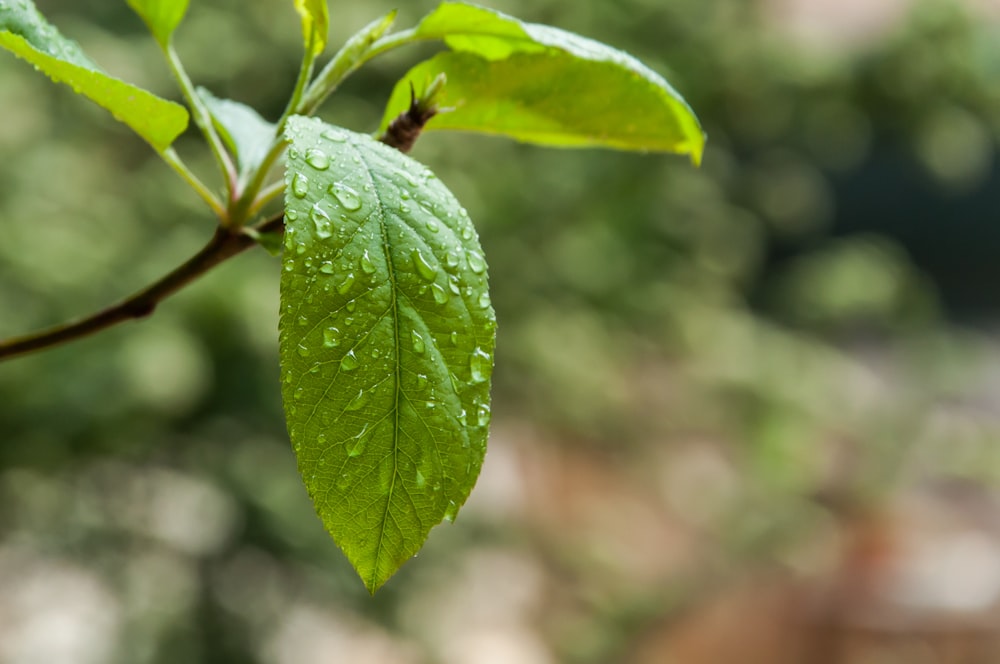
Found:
[0,115,423,363]
[0,213,284,361]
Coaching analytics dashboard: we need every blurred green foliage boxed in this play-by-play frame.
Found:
[2,0,1000,662]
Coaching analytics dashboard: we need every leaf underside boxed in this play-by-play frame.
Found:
[379,1,705,162]
[198,87,275,177]
[0,0,188,151]
[280,116,496,593]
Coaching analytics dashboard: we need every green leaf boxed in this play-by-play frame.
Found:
[126,0,189,47]
[293,0,328,57]
[0,0,188,151]
[198,87,275,176]
[379,1,704,162]
[280,116,496,593]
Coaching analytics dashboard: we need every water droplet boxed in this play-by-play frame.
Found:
[415,374,428,390]
[461,226,473,241]
[322,129,347,142]
[431,283,449,305]
[340,349,359,371]
[445,250,462,272]
[285,209,298,222]
[458,408,467,425]
[469,347,492,384]
[330,182,362,211]
[370,348,381,359]
[449,279,461,295]
[337,273,355,295]
[425,401,436,409]
[345,388,369,411]
[411,330,426,354]
[415,470,426,488]
[345,300,356,313]
[305,148,330,170]
[467,250,486,274]
[476,401,492,427]
[359,249,376,274]
[443,500,459,522]
[296,344,310,358]
[311,204,333,238]
[450,331,459,345]
[478,292,491,309]
[345,316,355,326]
[317,433,327,444]
[293,386,304,401]
[412,249,438,282]
[426,220,440,233]
[319,261,335,274]
[323,327,340,347]
[291,173,309,198]
[296,315,308,327]
[347,427,368,457]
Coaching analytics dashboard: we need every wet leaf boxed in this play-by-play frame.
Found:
[380,1,704,162]
[0,0,188,151]
[280,116,495,593]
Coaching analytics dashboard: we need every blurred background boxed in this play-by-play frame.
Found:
[3,0,1000,662]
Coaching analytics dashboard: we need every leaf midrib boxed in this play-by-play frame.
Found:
[358,145,402,591]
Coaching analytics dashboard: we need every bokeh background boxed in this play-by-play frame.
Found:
[3,0,1000,662]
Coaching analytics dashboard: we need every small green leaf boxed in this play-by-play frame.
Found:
[380,1,704,162]
[126,0,189,47]
[280,116,496,593]
[198,87,275,176]
[293,0,329,57]
[0,0,188,151]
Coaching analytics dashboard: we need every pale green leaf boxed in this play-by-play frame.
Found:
[380,1,704,162]
[280,116,496,593]
[293,0,328,57]
[126,0,189,47]
[0,0,188,151]
[198,87,275,176]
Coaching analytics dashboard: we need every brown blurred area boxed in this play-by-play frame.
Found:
[4,0,1000,662]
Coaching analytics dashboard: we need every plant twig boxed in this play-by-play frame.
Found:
[0,112,429,363]
[0,214,284,361]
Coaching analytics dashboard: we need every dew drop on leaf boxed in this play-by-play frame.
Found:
[311,204,333,238]
[467,250,486,274]
[305,148,330,170]
[330,182,363,211]
[340,349,359,371]
[345,388,369,411]
[292,173,309,198]
[476,401,492,427]
[412,249,438,282]
[323,327,340,347]
[360,249,376,274]
[337,273,356,295]
[469,347,491,384]
[431,283,449,305]
[411,330,426,355]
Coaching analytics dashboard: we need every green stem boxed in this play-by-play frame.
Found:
[164,44,237,202]
[249,180,286,217]
[229,33,320,225]
[161,148,226,218]
[299,27,420,116]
